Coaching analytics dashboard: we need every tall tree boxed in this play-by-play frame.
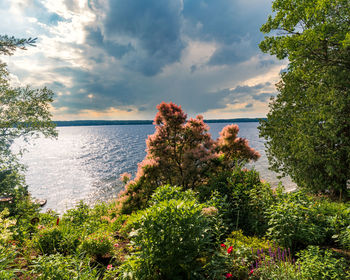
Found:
[259,0,350,198]
[0,35,57,214]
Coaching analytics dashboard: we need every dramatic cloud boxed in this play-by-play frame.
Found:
[0,0,287,120]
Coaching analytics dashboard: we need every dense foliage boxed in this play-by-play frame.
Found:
[117,102,260,214]
[0,35,57,216]
[259,0,350,198]
[2,1,350,277]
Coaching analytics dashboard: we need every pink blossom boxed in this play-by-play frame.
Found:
[107,264,113,270]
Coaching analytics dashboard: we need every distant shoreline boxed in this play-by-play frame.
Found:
[54,118,265,127]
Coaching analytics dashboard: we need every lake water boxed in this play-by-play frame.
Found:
[17,122,296,213]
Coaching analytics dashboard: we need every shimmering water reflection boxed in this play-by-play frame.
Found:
[18,123,295,213]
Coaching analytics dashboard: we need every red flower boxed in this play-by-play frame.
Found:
[107,264,113,270]
[56,218,60,226]
[114,243,119,248]
[221,244,226,248]
[249,269,254,275]
[227,246,233,254]
[225,273,233,278]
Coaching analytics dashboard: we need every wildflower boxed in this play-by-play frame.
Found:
[107,264,113,270]
[227,246,233,254]
[249,269,254,275]
[114,243,119,248]
[221,244,226,248]
[56,218,60,226]
[225,273,233,278]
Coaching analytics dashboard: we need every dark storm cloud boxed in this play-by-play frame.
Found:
[87,0,185,76]
[1,0,280,118]
[85,26,133,59]
[183,0,271,66]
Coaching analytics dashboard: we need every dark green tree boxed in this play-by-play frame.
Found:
[0,35,57,215]
[259,0,350,198]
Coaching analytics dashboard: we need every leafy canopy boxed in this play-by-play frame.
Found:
[0,35,57,214]
[259,0,350,198]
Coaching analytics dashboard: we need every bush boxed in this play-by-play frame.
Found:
[339,226,350,250]
[35,226,63,255]
[265,191,325,250]
[29,254,100,280]
[117,102,259,214]
[0,209,16,245]
[120,186,219,279]
[222,230,273,279]
[149,184,196,205]
[313,199,350,248]
[200,168,275,237]
[34,226,80,255]
[79,231,114,260]
[296,246,350,280]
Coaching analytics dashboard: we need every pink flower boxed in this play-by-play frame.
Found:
[107,264,113,270]
[227,246,233,254]
[249,269,254,275]
[225,273,233,278]
[114,243,119,248]
[221,244,226,248]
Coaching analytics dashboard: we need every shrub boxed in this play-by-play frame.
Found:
[62,201,90,227]
[149,184,196,205]
[339,226,350,250]
[117,102,259,214]
[296,246,350,280]
[200,168,275,237]
[79,232,114,260]
[313,199,350,248]
[265,191,325,251]
[120,187,218,279]
[34,226,80,255]
[29,254,100,280]
[35,226,63,255]
[222,230,273,278]
[0,209,16,245]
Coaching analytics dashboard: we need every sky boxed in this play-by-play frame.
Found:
[0,0,287,120]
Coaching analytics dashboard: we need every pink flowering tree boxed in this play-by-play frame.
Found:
[117,102,260,213]
[217,124,260,168]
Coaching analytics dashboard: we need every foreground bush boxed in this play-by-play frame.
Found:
[119,185,225,279]
[199,168,275,237]
[29,254,100,280]
[265,191,326,251]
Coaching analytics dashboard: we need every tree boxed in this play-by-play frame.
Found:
[258,0,350,198]
[0,35,57,214]
[117,102,259,213]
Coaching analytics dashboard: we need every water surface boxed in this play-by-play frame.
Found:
[17,123,295,213]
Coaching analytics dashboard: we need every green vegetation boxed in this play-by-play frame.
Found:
[0,35,57,219]
[259,0,350,198]
[1,99,349,278]
[1,1,350,279]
